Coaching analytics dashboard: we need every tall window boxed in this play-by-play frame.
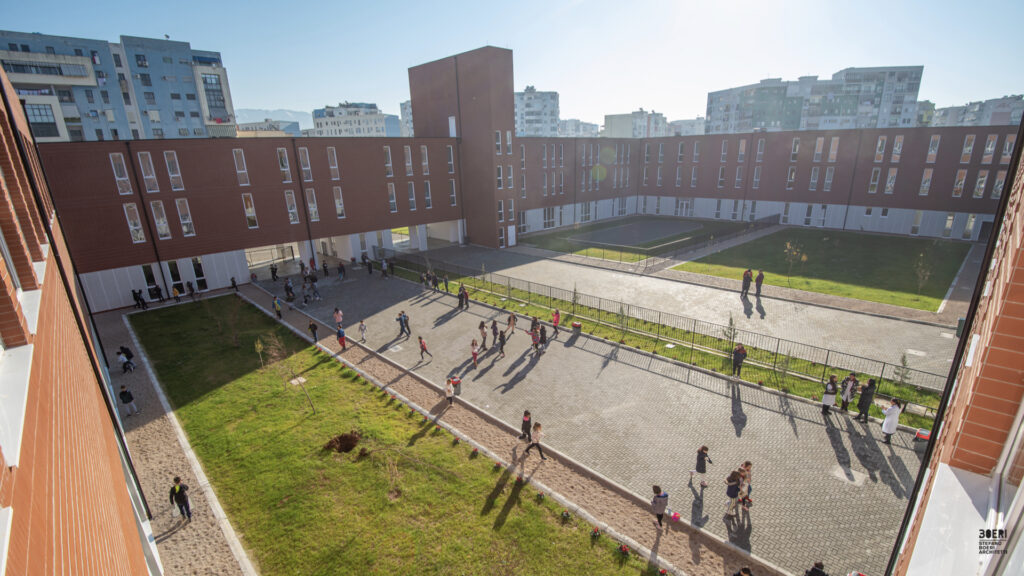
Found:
[823,167,834,192]
[404,145,413,176]
[752,166,761,189]
[447,145,455,174]
[384,146,394,177]
[449,179,457,206]
[828,137,839,162]
[868,167,880,193]
[644,143,650,163]
[495,131,502,155]
[690,166,698,188]
[284,190,300,224]
[507,164,513,189]
[974,170,988,198]
[388,183,398,213]
[164,151,184,190]
[110,153,133,195]
[333,186,346,218]
[961,135,976,163]
[497,200,504,223]
[407,182,416,210]
[677,142,685,162]
[717,166,725,188]
[124,203,145,243]
[559,144,564,167]
[138,151,159,193]
[891,135,904,163]
[296,147,312,182]
[992,170,1007,199]
[657,166,663,187]
[507,131,512,155]
[790,138,799,162]
[241,193,258,228]
[737,139,746,163]
[874,136,886,163]
[658,143,664,163]
[943,213,954,238]
[953,169,967,197]
[813,137,824,162]
[734,166,744,189]
[560,172,565,195]
[520,144,526,169]
[543,145,548,168]
[919,168,933,196]
[327,147,340,180]
[508,199,514,221]
[927,135,941,163]
[884,168,898,195]
[675,166,683,187]
[421,145,429,174]
[809,166,819,191]
[720,140,728,163]
[424,181,432,209]
[496,165,503,189]
[786,166,796,190]
[543,172,548,195]
[232,149,249,186]
[175,198,195,236]
[692,141,699,162]
[277,148,291,183]
[1001,135,1016,164]
[963,213,976,239]
[756,138,765,163]
[521,171,526,197]
[150,200,171,239]
[305,189,320,221]
[982,135,997,164]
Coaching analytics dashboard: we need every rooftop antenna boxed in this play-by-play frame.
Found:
[164,34,170,40]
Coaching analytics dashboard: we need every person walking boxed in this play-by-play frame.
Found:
[498,329,507,359]
[506,311,517,333]
[690,445,712,487]
[552,309,561,338]
[530,316,539,334]
[118,350,135,373]
[322,261,329,278]
[519,410,532,441]
[308,320,318,342]
[366,257,373,275]
[855,379,877,422]
[471,340,479,368]
[401,311,410,337]
[738,461,754,509]
[478,321,488,351]
[333,307,343,328]
[821,374,838,416]
[804,561,829,576]
[740,269,752,297]
[731,343,747,378]
[539,325,548,351]
[186,281,197,301]
[119,386,139,417]
[839,372,859,412]
[358,320,367,343]
[336,327,347,351]
[651,485,669,529]
[396,311,410,338]
[338,261,346,281]
[273,296,283,319]
[725,469,742,516]
[418,336,433,360]
[169,477,192,522]
[270,263,279,281]
[231,277,239,292]
[461,285,469,309]
[445,378,455,406]
[524,422,547,460]
[882,399,902,444]
[443,274,449,293]
[531,328,540,355]
[456,286,464,309]
[754,270,764,297]
[491,320,499,347]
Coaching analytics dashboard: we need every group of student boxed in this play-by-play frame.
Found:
[821,372,904,444]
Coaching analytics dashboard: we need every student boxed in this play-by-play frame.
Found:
[539,325,548,350]
[690,445,712,487]
[530,316,539,334]
[471,339,479,368]
[358,320,367,343]
[337,261,346,281]
[755,270,765,297]
[396,312,408,338]
[738,461,753,510]
[882,399,902,444]
[445,378,455,406]
[118,350,135,374]
[169,476,192,522]
[172,286,182,303]
[498,330,506,359]
[531,329,540,354]
[186,281,197,301]
[478,321,488,351]
[519,410,532,441]
[551,309,561,338]
[333,308,343,328]
[270,263,279,281]
[855,379,877,423]
[491,320,499,347]
[725,470,742,516]
[740,269,752,297]
[231,277,239,292]
[524,422,547,460]
[336,327,347,351]
[153,284,165,302]
[119,386,138,417]
[821,374,838,416]
[418,336,433,360]
[839,372,859,412]
[443,274,449,293]
[322,261,329,278]
[650,485,669,528]
[732,343,747,378]
[506,311,517,333]
[308,320,319,342]
[804,561,829,576]
[272,296,283,319]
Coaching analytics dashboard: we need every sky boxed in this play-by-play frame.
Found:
[4,0,1023,125]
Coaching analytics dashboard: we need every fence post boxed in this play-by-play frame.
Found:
[655,311,662,348]
[821,350,831,383]
[772,338,781,372]
[879,362,888,395]
[528,281,532,304]
[689,318,697,365]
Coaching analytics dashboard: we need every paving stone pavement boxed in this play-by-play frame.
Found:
[258,269,925,576]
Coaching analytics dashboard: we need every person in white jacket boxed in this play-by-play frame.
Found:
[881,399,902,444]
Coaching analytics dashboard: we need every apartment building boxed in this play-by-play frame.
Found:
[514,86,559,137]
[706,66,923,134]
[930,95,1024,128]
[308,102,401,137]
[400,99,414,137]
[558,118,599,138]
[0,30,234,141]
[603,108,668,138]
[237,117,301,137]
[669,117,706,136]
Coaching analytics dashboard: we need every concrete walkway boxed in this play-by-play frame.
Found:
[255,268,925,576]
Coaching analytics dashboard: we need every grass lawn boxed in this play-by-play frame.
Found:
[131,297,654,576]
[522,217,748,263]
[674,228,972,311]
[391,226,410,236]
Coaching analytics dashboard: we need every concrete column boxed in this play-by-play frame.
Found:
[458,219,466,245]
[381,230,394,251]
[297,242,316,270]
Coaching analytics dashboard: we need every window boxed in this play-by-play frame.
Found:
[804,204,813,226]
[982,135,997,164]
[84,89,95,104]
[139,73,152,87]
[284,190,300,224]
[559,144,564,167]
[113,53,122,67]
[143,91,155,105]
[911,211,922,236]
[809,166,819,191]
[919,168,933,196]
[690,166,698,188]
[943,213,954,238]
[508,199,514,221]
[884,168,897,195]
[151,128,162,138]
[658,143,664,163]
[110,153,133,195]
[753,166,761,189]
[560,172,565,195]
[449,179,457,206]
[920,134,939,165]
[756,138,765,163]
[874,136,886,162]
[497,200,504,222]
[677,142,685,162]
[731,200,740,220]
[813,137,824,162]
[712,199,721,219]
[403,145,413,176]
[963,213,976,239]
[543,206,556,229]
[626,166,630,187]
[953,169,967,197]
[300,189,317,221]
[150,201,171,239]
[507,164,513,189]
[170,93,181,101]
[786,166,796,190]
[974,170,988,198]
[407,182,416,210]
[828,137,839,163]
[298,147,313,182]
[424,181,432,209]
[781,203,790,224]
[657,166,663,187]
[420,145,429,175]
[384,146,393,177]
[748,200,757,221]
[1001,135,1016,164]
[498,226,505,248]
[891,135,904,163]
[95,129,105,141]
[961,135,975,163]
[882,208,890,218]
[737,139,746,162]
[175,198,195,236]
[823,167,834,192]
[735,166,744,189]
[717,166,726,188]
[101,90,109,104]
[521,170,526,197]
[135,54,148,67]
[24,103,58,138]
[642,166,648,187]
[138,152,160,193]
[865,207,873,217]
[507,131,512,155]
[675,166,683,187]
[692,141,700,162]
[387,183,398,213]
[790,138,800,162]
[581,201,592,222]
[186,93,196,101]
[124,203,145,243]
[644,143,650,163]
[720,140,728,163]
[178,128,189,137]
[241,193,258,228]
[277,148,292,183]
[332,186,346,218]
[868,167,880,194]
[495,131,502,155]
[164,151,184,190]
[446,145,455,174]
[327,147,340,180]
[233,149,249,186]
[993,170,1007,199]
[496,165,503,189]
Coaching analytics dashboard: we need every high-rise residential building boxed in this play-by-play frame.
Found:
[706,66,923,134]
[669,117,706,136]
[514,86,559,137]
[236,117,301,137]
[0,30,234,141]
[558,118,599,138]
[400,99,414,137]
[929,95,1024,128]
[603,108,668,138]
[916,100,936,127]
[308,102,401,137]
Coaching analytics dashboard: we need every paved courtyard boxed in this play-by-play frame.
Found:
[258,268,925,576]
[419,244,958,375]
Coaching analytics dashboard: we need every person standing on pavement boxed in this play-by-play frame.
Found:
[755,270,764,297]
[338,261,346,281]
[358,320,367,343]
[478,321,488,351]
[119,385,139,417]
[738,461,753,509]
[804,561,829,576]
[461,285,469,308]
[445,378,455,406]
[443,274,449,293]
[530,316,539,334]
[273,296,282,319]
[333,308,343,328]
[418,336,433,360]
[552,309,561,338]
[507,311,517,333]
[336,327,347,351]
[839,372,859,412]
[821,374,838,416]
[539,325,548,351]
[731,343,747,378]
[741,269,752,297]
[308,320,318,342]
[725,469,742,516]
[855,379,877,422]
[498,330,507,359]
[491,320,499,347]
[396,312,408,338]
[118,350,135,373]
[471,339,479,368]
[322,261,329,278]
[169,477,192,522]
[690,445,712,487]
[882,399,902,444]
[524,422,547,460]
[519,410,532,441]
[651,486,669,528]
[531,328,540,355]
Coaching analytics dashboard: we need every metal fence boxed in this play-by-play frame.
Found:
[388,250,947,407]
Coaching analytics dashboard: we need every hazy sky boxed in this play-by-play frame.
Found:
[5,0,1023,124]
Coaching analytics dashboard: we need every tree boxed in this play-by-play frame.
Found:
[722,313,738,345]
[914,251,932,294]
[783,241,805,288]
[774,351,793,391]
[265,332,316,414]
[892,352,913,388]
[254,336,265,368]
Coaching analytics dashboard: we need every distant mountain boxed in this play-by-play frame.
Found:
[235,109,314,130]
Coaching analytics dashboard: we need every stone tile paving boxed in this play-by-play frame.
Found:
[258,269,925,576]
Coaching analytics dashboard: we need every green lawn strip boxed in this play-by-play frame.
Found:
[397,263,940,428]
[673,228,971,311]
[131,297,654,576]
[391,226,410,236]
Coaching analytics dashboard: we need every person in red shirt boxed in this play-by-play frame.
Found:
[418,336,433,360]
[552,309,561,338]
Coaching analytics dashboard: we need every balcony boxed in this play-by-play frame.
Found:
[0,51,96,87]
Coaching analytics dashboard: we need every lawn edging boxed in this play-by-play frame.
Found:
[244,284,793,576]
[121,298,259,576]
